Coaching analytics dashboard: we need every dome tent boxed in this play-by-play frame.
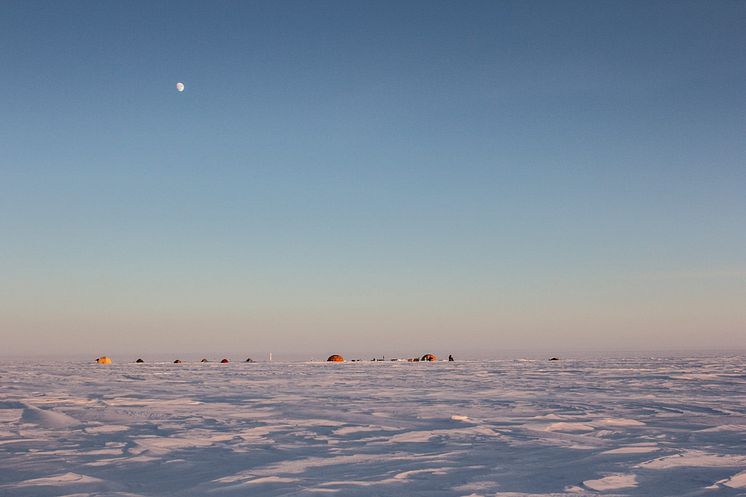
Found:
[95,356,112,364]
[135,358,144,363]
[327,354,345,362]
[200,358,209,362]
[421,354,437,362]
[174,359,183,364]
[220,358,229,363]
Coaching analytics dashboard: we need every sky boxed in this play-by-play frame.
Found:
[1,0,745,359]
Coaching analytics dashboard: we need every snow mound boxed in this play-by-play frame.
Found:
[20,404,79,429]
[717,470,746,489]
[545,422,595,432]
[10,471,104,487]
[601,446,659,455]
[583,473,637,491]
[637,450,746,469]
[598,418,645,427]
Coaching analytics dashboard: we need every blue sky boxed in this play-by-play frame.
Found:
[1,1,744,358]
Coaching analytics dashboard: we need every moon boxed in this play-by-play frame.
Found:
[176,82,185,92]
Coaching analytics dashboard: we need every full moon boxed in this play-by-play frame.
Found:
[176,82,185,92]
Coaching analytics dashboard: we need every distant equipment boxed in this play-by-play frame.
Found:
[176,82,185,92]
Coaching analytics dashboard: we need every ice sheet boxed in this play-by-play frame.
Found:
[1,357,745,496]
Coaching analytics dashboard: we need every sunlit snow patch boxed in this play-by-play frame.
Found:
[583,473,638,491]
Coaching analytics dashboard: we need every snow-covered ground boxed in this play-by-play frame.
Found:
[1,357,745,496]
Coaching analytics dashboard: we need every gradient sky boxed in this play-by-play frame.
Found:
[1,1,745,358]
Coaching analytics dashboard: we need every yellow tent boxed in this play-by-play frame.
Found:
[95,356,112,364]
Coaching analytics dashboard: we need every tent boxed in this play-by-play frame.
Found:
[95,356,112,364]
[327,354,345,362]
[421,354,437,362]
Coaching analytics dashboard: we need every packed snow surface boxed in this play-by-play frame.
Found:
[1,357,745,496]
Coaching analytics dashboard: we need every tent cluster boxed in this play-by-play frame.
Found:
[327,353,453,363]
[95,357,255,364]
[402,353,438,362]
[172,358,233,364]
[98,354,456,364]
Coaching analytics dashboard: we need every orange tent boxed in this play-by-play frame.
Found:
[95,356,112,364]
[421,354,437,362]
[327,354,344,362]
